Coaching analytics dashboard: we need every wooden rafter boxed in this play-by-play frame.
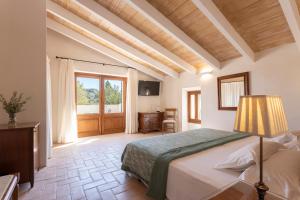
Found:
[279,0,300,51]
[47,18,165,81]
[191,0,255,62]
[126,0,221,70]
[47,0,178,78]
[75,0,196,74]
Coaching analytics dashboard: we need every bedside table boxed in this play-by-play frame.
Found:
[209,181,286,200]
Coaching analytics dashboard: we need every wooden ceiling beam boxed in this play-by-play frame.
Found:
[127,0,221,70]
[75,0,196,74]
[191,0,255,62]
[279,0,300,51]
[47,18,165,81]
[46,0,178,78]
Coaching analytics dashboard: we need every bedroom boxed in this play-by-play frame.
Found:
[1,0,300,200]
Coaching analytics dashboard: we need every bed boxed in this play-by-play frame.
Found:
[166,135,257,200]
[121,128,253,200]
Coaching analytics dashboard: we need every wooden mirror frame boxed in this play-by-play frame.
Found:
[217,72,250,111]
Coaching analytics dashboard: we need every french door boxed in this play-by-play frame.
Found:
[75,73,127,137]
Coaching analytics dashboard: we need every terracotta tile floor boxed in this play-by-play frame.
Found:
[19,133,159,200]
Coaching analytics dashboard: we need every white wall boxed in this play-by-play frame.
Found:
[202,43,300,131]
[47,29,127,75]
[47,29,162,141]
[0,1,47,166]
[162,72,202,131]
[163,43,300,132]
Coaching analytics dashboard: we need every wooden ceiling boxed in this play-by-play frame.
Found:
[145,0,240,61]
[213,0,294,52]
[295,0,300,15]
[47,0,298,78]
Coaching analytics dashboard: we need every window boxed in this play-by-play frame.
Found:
[188,90,201,124]
[75,73,127,136]
[104,79,123,113]
[76,76,100,114]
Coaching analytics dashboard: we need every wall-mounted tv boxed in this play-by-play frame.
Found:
[138,81,160,96]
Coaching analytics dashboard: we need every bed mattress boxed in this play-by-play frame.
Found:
[166,136,258,200]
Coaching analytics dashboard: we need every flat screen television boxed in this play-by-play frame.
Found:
[138,81,160,96]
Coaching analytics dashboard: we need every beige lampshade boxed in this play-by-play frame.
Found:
[234,95,288,137]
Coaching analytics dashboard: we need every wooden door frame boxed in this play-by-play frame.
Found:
[187,90,201,124]
[75,72,102,137]
[101,75,127,134]
[75,73,127,136]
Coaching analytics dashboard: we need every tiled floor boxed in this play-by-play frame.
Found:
[20,133,159,200]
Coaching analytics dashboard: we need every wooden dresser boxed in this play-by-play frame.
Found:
[138,112,164,133]
[0,122,40,188]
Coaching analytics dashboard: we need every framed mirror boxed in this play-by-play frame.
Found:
[217,72,250,110]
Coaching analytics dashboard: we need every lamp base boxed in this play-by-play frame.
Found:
[255,182,269,200]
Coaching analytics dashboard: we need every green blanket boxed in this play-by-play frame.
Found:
[121,128,249,200]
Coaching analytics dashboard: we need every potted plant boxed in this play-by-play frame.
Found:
[0,92,30,126]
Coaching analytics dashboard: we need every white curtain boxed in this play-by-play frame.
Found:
[46,56,53,158]
[56,59,78,143]
[126,68,138,134]
[221,81,244,107]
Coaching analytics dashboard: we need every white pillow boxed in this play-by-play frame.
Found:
[240,150,300,200]
[251,141,286,163]
[270,133,297,144]
[215,141,285,171]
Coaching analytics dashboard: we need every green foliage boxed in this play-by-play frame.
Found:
[0,91,30,114]
[76,80,122,105]
[76,82,90,105]
[86,88,99,104]
[104,81,122,105]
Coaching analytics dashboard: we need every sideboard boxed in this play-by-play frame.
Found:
[0,122,40,187]
[138,112,164,133]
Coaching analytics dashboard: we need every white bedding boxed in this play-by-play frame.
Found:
[166,136,258,200]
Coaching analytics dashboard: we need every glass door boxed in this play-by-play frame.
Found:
[76,73,101,137]
[101,76,127,134]
[75,73,127,137]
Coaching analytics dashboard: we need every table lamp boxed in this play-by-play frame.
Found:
[234,95,288,200]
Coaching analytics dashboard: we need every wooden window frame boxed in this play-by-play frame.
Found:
[75,72,127,136]
[75,73,127,116]
[187,90,201,124]
[75,72,101,116]
[101,75,127,116]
